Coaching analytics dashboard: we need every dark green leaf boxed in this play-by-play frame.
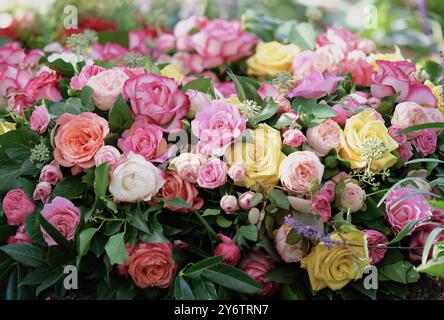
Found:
[202,264,261,294]
[52,175,87,199]
[270,188,290,210]
[266,263,298,284]
[0,244,46,267]
[77,228,98,257]
[183,256,223,278]
[239,224,258,242]
[173,276,195,300]
[108,95,134,134]
[227,71,262,104]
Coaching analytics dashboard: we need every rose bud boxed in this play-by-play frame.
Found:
[283,129,306,148]
[220,195,239,214]
[94,145,121,168]
[39,163,63,185]
[240,251,278,296]
[274,224,309,263]
[238,191,255,210]
[32,181,52,204]
[337,181,366,213]
[227,163,246,182]
[363,229,388,264]
[30,104,50,134]
[213,234,241,266]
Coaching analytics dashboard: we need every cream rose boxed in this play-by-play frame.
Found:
[305,119,342,156]
[279,151,324,195]
[391,102,429,139]
[169,152,205,183]
[87,69,129,111]
[109,152,165,202]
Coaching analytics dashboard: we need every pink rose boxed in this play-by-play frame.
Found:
[94,145,121,168]
[32,181,52,204]
[331,104,348,125]
[70,64,105,90]
[305,119,341,156]
[170,153,204,183]
[292,46,344,79]
[192,101,246,156]
[39,163,63,185]
[41,196,80,246]
[240,251,278,296]
[174,16,207,51]
[2,188,35,225]
[220,195,238,214]
[54,112,109,170]
[170,52,204,74]
[0,65,32,106]
[283,129,306,148]
[238,191,255,210]
[7,225,31,244]
[318,180,336,203]
[409,225,444,262]
[370,60,437,107]
[227,163,245,183]
[197,158,227,189]
[0,42,43,67]
[30,104,50,134]
[385,187,432,234]
[274,224,308,262]
[25,67,62,103]
[341,58,373,87]
[190,19,257,69]
[312,193,331,223]
[91,42,128,61]
[338,182,366,213]
[215,82,237,98]
[412,129,437,157]
[317,27,358,53]
[357,39,376,54]
[332,171,348,183]
[363,229,388,264]
[398,142,413,163]
[86,69,129,111]
[388,126,407,144]
[279,151,324,195]
[214,234,241,266]
[155,34,176,53]
[288,71,342,99]
[391,102,428,138]
[129,29,156,55]
[118,117,170,163]
[123,73,189,133]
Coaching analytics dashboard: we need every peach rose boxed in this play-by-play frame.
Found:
[159,169,203,213]
[391,102,428,138]
[127,242,177,289]
[279,151,324,195]
[87,69,129,111]
[54,112,109,170]
[305,119,341,156]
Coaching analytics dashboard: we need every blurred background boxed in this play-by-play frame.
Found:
[0,0,443,60]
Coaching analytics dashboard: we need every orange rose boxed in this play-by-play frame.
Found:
[160,169,204,213]
[127,242,177,289]
[54,112,109,170]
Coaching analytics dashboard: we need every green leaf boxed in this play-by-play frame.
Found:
[77,228,98,257]
[36,268,64,296]
[173,276,195,300]
[227,71,262,104]
[0,244,46,267]
[94,163,112,199]
[288,22,316,50]
[108,95,134,134]
[379,260,420,284]
[182,77,211,93]
[138,210,168,243]
[239,224,258,242]
[250,193,264,206]
[405,158,444,165]
[265,263,298,284]
[105,232,128,265]
[202,208,220,216]
[0,225,18,243]
[428,200,444,211]
[48,58,75,77]
[164,197,191,209]
[397,122,444,135]
[190,278,218,300]
[253,97,279,125]
[387,219,422,245]
[202,264,261,294]
[377,93,400,119]
[52,175,87,199]
[49,97,90,115]
[20,267,63,296]
[216,215,232,228]
[416,256,444,277]
[421,227,444,265]
[183,256,223,278]
[98,30,129,47]
[270,188,290,210]
[127,208,150,234]
[79,85,95,111]
[0,127,40,160]
[194,211,218,241]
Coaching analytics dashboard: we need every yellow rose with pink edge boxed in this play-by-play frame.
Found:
[301,229,370,292]
[225,124,285,191]
[246,41,299,77]
[339,111,398,172]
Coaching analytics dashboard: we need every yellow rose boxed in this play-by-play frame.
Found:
[425,80,443,114]
[225,124,286,191]
[301,229,370,292]
[0,121,16,135]
[339,111,398,172]
[367,46,405,71]
[160,62,185,82]
[246,41,299,77]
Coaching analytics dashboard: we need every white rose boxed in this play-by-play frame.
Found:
[169,152,205,183]
[87,69,129,111]
[109,152,165,202]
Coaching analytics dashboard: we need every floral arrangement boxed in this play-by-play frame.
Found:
[0,10,444,300]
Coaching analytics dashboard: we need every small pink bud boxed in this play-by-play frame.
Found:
[214,234,241,266]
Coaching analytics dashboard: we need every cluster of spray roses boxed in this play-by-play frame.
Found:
[0,14,443,299]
